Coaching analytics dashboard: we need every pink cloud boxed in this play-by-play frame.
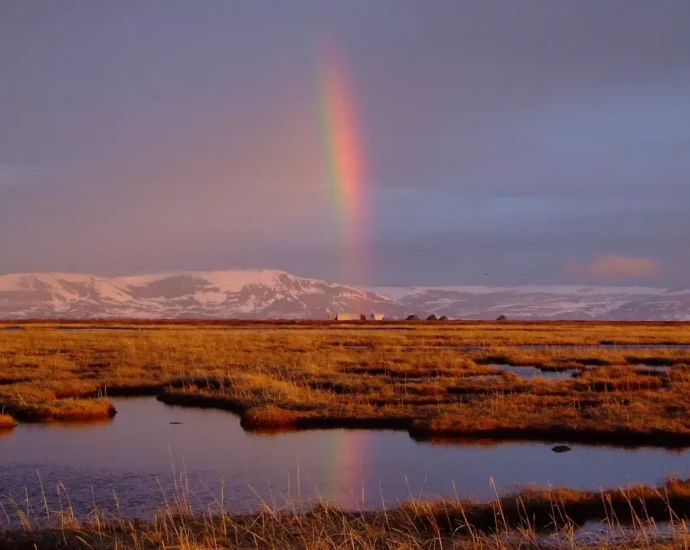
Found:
[565,255,662,280]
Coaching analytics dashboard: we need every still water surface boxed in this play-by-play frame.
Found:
[2,398,689,520]
[490,364,580,379]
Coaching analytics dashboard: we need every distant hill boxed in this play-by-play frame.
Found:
[0,270,689,320]
[0,270,400,319]
[368,285,690,321]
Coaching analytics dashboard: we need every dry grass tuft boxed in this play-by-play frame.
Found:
[4,477,690,548]
[0,413,16,430]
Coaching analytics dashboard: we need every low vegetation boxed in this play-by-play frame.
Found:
[3,321,690,547]
[1,398,116,423]
[4,477,690,548]
[5,318,690,345]
[0,413,16,430]
[0,321,689,446]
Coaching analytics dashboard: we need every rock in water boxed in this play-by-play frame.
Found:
[551,445,572,453]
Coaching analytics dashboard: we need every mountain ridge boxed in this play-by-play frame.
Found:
[1,270,689,320]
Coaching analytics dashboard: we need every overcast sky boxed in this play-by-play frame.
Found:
[1,1,689,286]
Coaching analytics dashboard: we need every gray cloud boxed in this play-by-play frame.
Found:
[0,1,688,285]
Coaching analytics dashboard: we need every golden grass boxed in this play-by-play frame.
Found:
[4,318,690,345]
[4,398,116,423]
[1,322,689,445]
[0,413,16,430]
[5,477,690,548]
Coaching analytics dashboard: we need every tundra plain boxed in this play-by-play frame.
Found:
[1,321,690,444]
[3,320,690,549]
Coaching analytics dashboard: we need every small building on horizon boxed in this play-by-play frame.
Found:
[330,311,385,321]
[334,312,360,321]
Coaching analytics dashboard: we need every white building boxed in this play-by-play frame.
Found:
[335,312,361,321]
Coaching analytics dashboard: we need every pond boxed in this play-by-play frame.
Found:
[489,364,580,379]
[1,398,689,522]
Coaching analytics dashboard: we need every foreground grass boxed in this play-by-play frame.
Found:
[1,322,690,445]
[5,478,690,549]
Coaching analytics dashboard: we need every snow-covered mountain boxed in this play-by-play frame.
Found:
[369,285,690,321]
[0,270,401,319]
[1,270,689,320]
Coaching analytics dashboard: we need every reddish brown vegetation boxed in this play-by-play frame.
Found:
[0,322,689,446]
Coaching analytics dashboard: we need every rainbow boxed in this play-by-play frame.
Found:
[319,49,368,283]
[328,430,367,506]
[318,52,370,500]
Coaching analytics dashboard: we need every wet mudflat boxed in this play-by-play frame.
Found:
[2,397,689,522]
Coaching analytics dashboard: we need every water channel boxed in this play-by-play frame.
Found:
[2,398,689,523]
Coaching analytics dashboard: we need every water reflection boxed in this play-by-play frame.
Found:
[1,398,689,522]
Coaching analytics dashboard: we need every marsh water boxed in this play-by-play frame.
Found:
[2,398,690,522]
[489,364,581,379]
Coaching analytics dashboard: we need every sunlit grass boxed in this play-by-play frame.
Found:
[0,322,689,445]
[0,413,16,430]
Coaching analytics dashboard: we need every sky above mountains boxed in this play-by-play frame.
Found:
[1,1,689,286]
